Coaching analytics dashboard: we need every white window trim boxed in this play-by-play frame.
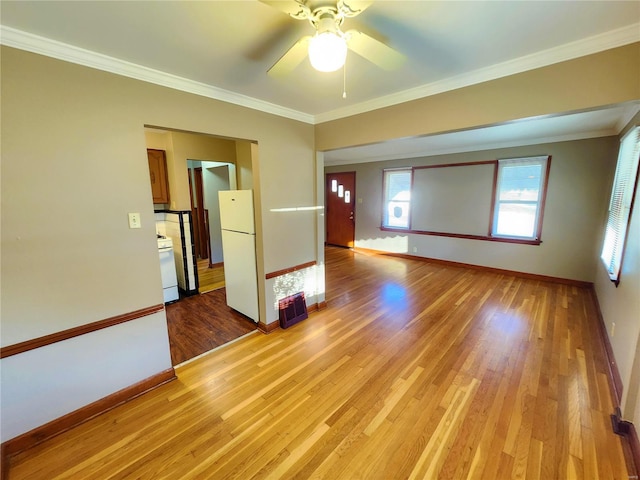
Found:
[491,156,550,241]
[382,168,412,229]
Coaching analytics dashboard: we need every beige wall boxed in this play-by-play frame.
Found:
[319,42,640,425]
[326,130,640,426]
[145,130,238,210]
[0,46,315,441]
[170,132,237,210]
[326,136,618,282]
[316,43,640,152]
[170,131,237,165]
[594,112,640,424]
[1,38,639,443]
[145,131,170,150]
[1,45,315,342]
[236,141,255,190]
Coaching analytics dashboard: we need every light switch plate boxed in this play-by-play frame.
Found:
[128,212,141,229]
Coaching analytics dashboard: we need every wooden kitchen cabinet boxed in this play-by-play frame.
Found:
[147,149,170,204]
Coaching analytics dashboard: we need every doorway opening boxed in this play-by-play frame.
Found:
[188,160,236,293]
[144,126,259,365]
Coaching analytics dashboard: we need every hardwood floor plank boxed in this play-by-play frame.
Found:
[165,287,257,365]
[289,406,361,480]
[444,367,503,479]
[496,451,516,479]
[6,247,630,479]
[363,365,423,437]
[197,259,225,293]
[266,422,331,479]
[526,437,544,480]
[511,393,537,479]
[567,454,584,480]
[409,377,480,479]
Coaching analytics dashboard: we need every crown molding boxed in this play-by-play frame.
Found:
[315,23,640,124]
[1,22,638,126]
[0,25,315,125]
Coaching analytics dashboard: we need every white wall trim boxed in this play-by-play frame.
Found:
[1,22,638,126]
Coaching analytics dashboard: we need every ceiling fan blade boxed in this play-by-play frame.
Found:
[346,30,405,71]
[245,17,308,61]
[267,36,312,77]
[259,0,310,20]
[338,0,373,17]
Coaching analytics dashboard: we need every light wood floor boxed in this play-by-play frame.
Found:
[7,247,631,479]
[198,258,225,293]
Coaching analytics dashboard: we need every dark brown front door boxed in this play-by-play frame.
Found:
[326,172,356,248]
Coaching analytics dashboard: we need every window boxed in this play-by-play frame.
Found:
[492,156,550,240]
[380,158,550,244]
[601,126,640,284]
[383,169,412,229]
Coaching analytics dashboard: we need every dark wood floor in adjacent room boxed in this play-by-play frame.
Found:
[7,246,632,479]
[165,287,257,365]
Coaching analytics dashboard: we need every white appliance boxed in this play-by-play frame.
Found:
[158,236,179,303]
[219,190,259,322]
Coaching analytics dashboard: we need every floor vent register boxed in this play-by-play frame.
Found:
[278,292,308,329]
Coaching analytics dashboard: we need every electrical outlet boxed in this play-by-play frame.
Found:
[611,322,616,337]
[128,212,141,229]
[412,247,418,253]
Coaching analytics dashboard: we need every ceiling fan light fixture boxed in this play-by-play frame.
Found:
[308,31,347,72]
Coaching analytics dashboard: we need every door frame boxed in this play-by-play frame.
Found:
[192,167,211,262]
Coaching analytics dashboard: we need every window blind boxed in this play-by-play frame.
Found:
[601,126,640,282]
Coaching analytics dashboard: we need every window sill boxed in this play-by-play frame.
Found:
[600,259,621,287]
[380,227,542,245]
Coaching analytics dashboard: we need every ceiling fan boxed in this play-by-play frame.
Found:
[260,0,405,76]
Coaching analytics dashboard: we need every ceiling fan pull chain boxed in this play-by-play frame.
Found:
[342,60,347,99]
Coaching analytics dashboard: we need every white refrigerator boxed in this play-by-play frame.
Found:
[218,190,259,322]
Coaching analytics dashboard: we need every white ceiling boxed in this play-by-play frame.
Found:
[1,1,639,161]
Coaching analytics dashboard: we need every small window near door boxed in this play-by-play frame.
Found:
[382,168,412,229]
